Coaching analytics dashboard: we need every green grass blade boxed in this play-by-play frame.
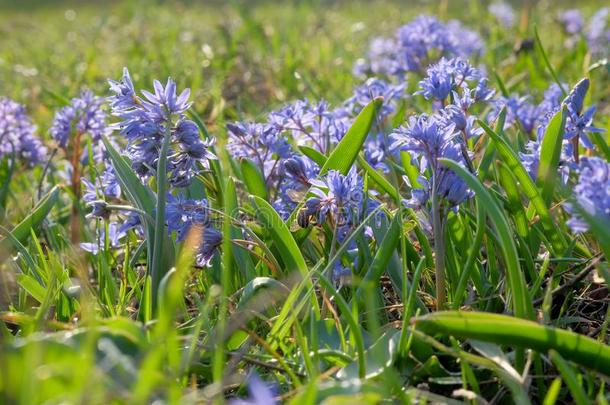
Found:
[414,311,610,376]
[439,158,533,320]
[549,350,589,405]
[536,107,567,206]
[477,119,567,254]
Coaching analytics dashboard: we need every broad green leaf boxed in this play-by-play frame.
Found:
[536,107,567,206]
[16,274,46,303]
[414,311,610,376]
[298,145,327,167]
[320,97,382,175]
[250,195,308,277]
[240,159,268,200]
[440,159,533,320]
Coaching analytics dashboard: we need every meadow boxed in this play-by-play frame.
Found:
[1,0,610,403]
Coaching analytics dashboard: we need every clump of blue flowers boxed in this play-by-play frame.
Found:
[108,68,216,188]
[0,97,46,165]
[566,157,610,233]
[50,89,109,162]
[354,15,484,78]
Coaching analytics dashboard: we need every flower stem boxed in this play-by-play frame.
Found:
[431,177,446,310]
[151,122,172,309]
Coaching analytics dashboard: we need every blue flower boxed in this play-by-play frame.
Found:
[197,227,222,267]
[80,222,125,255]
[50,89,109,162]
[566,157,610,232]
[108,67,215,188]
[345,77,406,118]
[416,58,483,102]
[585,8,610,57]
[357,15,484,77]
[489,2,516,28]
[0,97,46,165]
[559,10,585,35]
[563,78,605,149]
[166,194,210,241]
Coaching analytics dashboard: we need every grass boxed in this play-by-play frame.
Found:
[1,0,610,404]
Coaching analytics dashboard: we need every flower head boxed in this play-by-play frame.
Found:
[489,2,516,28]
[566,157,610,232]
[108,68,215,188]
[0,97,46,165]
[559,10,585,35]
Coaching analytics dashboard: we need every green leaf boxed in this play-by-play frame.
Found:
[549,350,589,405]
[250,195,308,277]
[240,159,268,200]
[414,311,610,376]
[0,185,60,253]
[477,120,567,254]
[16,274,46,303]
[357,155,399,202]
[320,97,382,175]
[536,107,567,206]
[439,158,533,320]
[298,145,327,167]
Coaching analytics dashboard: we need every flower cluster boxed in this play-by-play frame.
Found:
[354,15,484,78]
[390,113,473,211]
[50,89,109,161]
[166,194,221,266]
[108,68,216,188]
[0,97,46,165]
[566,157,610,232]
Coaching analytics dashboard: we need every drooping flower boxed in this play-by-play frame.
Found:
[0,97,46,165]
[273,155,319,219]
[108,67,216,188]
[566,157,610,232]
[50,89,109,161]
[489,2,516,28]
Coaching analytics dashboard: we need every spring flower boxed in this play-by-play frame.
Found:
[165,194,211,241]
[566,157,610,232]
[0,97,46,165]
[226,122,291,179]
[273,155,319,219]
[563,78,604,149]
[50,89,109,161]
[356,15,484,77]
[416,58,484,102]
[390,113,472,209]
[108,67,216,188]
[559,10,585,35]
[80,222,125,255]
[489,2,516,28]
[345,77,406,118]
[586,7,610,57]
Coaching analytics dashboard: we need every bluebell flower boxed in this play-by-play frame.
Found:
[345,77,406,118]
[416,58,483,102]
[390,113,472,210]
[268,99,351,154]
[489,2,516,28]
[108,67,216,188]
[273,155,320,219]
[197,227,222,267]
[357,15,484,77]
[559,10,585,35]
[50,89,109,161]
[166,194,210,241]
[563,78,604,149]
[229,374,277,405]
[80,222,125,255]
[566,157,610,232]
[226,122,291,180]
[0,97,46,165]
